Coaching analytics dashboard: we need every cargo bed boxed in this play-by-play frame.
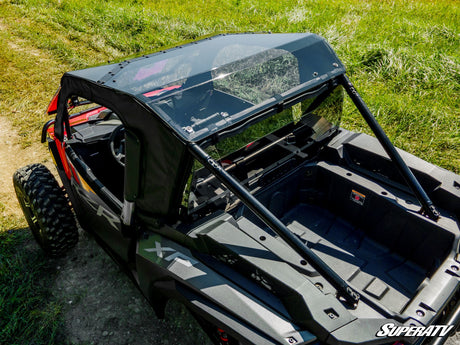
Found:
[233,159,458,315]
[282,203,426,314]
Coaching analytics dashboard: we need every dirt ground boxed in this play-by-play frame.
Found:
[52,230,211,345]
[0,116,56,219]
[1,113,459,345]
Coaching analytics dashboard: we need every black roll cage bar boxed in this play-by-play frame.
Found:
[189,141,362,308]
[338,74,439,221]
[188,74,440,308]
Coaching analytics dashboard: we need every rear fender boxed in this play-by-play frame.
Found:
[136,232,316,345]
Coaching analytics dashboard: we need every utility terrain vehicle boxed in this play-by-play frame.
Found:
[13,33,460,345]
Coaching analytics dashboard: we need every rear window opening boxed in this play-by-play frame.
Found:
[183,86,344,219]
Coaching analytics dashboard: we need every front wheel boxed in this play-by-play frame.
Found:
[13,163,78,257]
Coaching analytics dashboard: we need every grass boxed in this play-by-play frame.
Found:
[0,227,64,345]
[0,197,64,344]
[0,0,458,344]
[0,0,458,170]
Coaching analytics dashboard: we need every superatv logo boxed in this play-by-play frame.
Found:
[376,323,454,338]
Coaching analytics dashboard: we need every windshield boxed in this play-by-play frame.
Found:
[72,33,344,142]
[145,37,342,142]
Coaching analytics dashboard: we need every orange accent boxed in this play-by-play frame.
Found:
[49,148,58,166]
[69,118,89,126]
[46,123,56,140]
[69,106,107,125]
[351,189,366,198]
[78,172,94,193]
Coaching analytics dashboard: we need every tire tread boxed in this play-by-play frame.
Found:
[13,163,78,257]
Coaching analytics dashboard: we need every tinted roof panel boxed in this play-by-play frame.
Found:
[69,33,345,141]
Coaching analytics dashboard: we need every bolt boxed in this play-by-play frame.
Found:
[416,310,425,317]
[332,62,339,67]
[288,337,297,344]
[451,265,459,272]
[314,282,323,291]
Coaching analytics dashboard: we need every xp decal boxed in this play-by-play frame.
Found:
[73,180,121,230]
[141,235,198,268]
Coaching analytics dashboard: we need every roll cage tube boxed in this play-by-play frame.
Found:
[188,142,361,309]
[338,74,440,221]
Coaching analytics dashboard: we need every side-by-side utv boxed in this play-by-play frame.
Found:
[13,33,460,345]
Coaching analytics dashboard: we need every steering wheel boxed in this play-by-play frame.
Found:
[109,124,126,167]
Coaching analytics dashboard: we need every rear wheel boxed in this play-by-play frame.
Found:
[13,163,78,257]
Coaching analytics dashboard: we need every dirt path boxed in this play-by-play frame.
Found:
[0,116,53,219]
[0,15,210,345]
[52,230,209,345]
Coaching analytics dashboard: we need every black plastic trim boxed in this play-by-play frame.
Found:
[339,74,440,221]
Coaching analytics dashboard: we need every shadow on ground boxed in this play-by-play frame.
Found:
[0,226,211,345]
[52,229,212,345]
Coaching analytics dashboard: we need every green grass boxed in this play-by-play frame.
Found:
[0,0,458,343]
[0,0,458,170]
[0,200,64,344]
[0,228,64,345]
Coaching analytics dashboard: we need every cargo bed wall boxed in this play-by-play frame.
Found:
[234,161,456,313]
[303,162,454,271]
